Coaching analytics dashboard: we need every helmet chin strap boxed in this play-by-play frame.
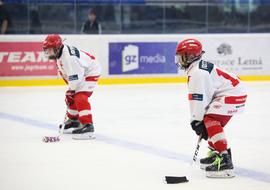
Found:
[56,45,64,59]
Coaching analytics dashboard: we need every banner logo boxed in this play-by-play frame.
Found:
[109,42,177,74]
[217,43,232,56]
[122,45,139,72]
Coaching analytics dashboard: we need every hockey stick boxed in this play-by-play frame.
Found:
[165,135,202,184]
[42,112,67,143]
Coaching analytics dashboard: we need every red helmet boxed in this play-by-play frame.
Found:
[43,34,63,50]
[175,38,204,69]
[43,34,63,59]
[176,38,202,56]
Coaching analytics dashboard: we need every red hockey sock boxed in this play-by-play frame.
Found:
[204,115,229,153]
[208,141,215,150]
[74,92,93,125]
[67,102,79,120]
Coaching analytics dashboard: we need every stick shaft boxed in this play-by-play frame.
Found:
[59,111,67,136]
[192,136,202,162]
[186,136,202,179]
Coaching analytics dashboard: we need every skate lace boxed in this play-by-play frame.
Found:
[212,156,223,170]
[207,150,214,158]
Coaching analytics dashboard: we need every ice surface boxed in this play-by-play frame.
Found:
[0,82,270,190]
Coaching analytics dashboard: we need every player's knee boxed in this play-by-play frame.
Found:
[203,115,216,125]
[204,115,223,137]
[74,92,89,106]
[204,115,221,128]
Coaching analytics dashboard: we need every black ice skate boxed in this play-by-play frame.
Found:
[59,119,81,134]
[205,149,235,178]
[200,147,219,170]
[72,123,95,140]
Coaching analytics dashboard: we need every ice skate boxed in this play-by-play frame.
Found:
[59,118,81,134]
[205,150,235,178]
[72,123,95,140]
[200,147,219,170]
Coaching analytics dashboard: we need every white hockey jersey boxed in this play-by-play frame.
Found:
[187,59,247,122]
[56,45,101,92]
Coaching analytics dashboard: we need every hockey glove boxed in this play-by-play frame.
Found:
[65,90,75,106]
[190,120,208,140]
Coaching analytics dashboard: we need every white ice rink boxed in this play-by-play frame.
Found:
[0,82,270,190]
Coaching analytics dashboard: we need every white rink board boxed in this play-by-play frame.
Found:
[0,34,270,79]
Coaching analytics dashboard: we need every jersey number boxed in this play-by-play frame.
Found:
[216,68,239,87]
[81,50,95,60]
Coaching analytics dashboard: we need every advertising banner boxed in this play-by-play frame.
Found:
[109,42,178,74]
[0,42,58,77]
[202,36,270,75]
[0,34,270,85]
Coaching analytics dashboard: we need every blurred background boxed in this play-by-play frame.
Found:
[1,0,270,35]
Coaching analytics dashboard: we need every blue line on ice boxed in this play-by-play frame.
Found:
[0,112,269,184]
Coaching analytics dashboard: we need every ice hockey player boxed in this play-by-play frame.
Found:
[43,34,101,139]
[175,38,247,178]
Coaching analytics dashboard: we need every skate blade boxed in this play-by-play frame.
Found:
[61,128,74,134]
[206,169,235,178]
[60,127,82,134]
[72,132,95,140]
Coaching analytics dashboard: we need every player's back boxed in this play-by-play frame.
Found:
[60,45,101,77]
[188,60,246,98]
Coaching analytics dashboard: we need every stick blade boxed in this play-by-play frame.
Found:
[165,176,189,184]
[42,136,61,143]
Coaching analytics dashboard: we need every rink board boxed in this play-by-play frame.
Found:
[0,34,270,86]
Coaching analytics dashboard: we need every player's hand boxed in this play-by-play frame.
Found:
[65,90,75,106]
[190,120,208,140]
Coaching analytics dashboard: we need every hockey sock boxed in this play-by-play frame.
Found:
[74,92,93,125]
[204,115,227,153]
[208,141,215,150]
[67,102,79,120]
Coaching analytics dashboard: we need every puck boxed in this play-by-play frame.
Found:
[165,176,189,184]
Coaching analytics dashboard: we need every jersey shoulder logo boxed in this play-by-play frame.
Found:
[68,74,78,81]
[67,45,80,58]
[198,60,214,73]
